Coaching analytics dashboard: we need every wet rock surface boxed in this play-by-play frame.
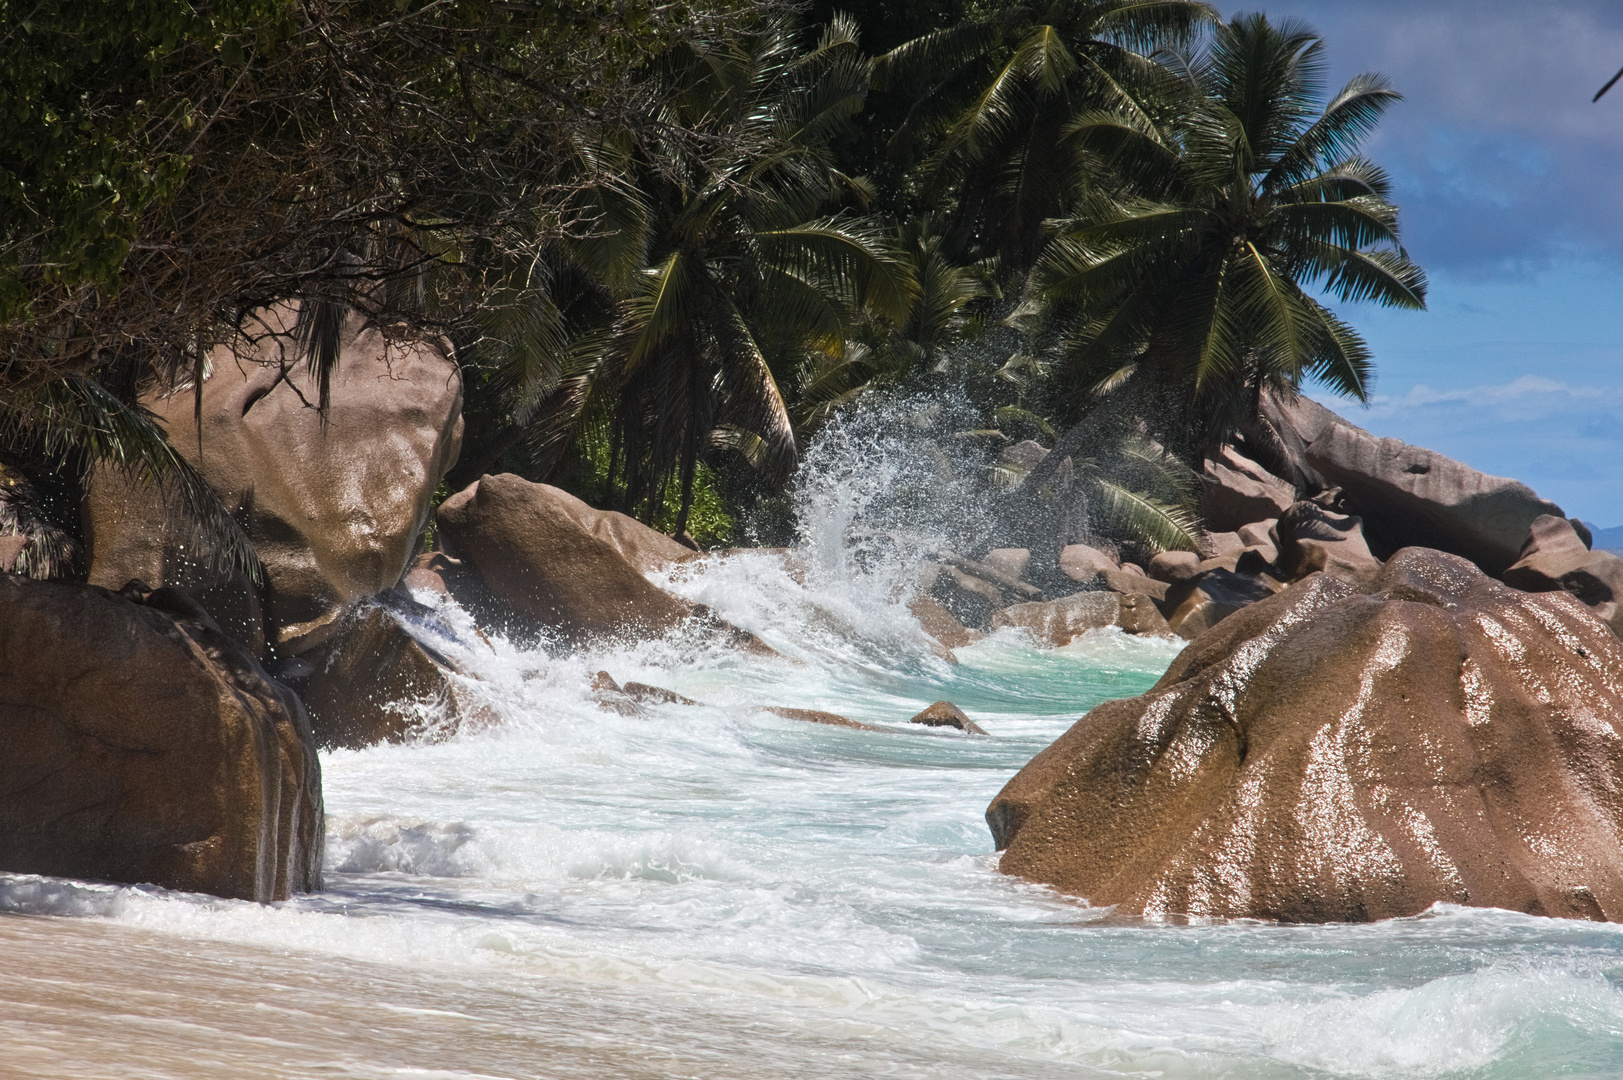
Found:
[909,592,980,650]
[987,548,1623,923]
[766,707,880,731]
[436,475,696,643]
[302,601,493,750]
[0,577,322,902]
[992,592,1121,645]
[907,701,988,735]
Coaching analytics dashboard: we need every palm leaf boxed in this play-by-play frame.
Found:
[12,377,261,582]
[1085,474,1201,552]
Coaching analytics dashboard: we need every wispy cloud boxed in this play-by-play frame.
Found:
[1365,376,1623,414]
[1261,0,1623,275]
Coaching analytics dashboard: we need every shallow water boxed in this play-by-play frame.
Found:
[6,547,1623,1079]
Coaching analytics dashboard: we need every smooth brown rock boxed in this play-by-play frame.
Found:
[546,490,698,577]
[590,672,643,716]
[1101,569,1168,601]
[983,548,1032,582]
[84,304,464,654]
[988,548,1623,923]
[907,701,988,735]
[909,593,980,650]
[992,592,1120,645]
[589,672,699,714]
[1275,501,1382,586]
[436,475,695,643]
[1202,531,1245,560]
[1116,593,1176,638]
[302,604,492,750]
[1148,550,1201,584]
[929,565,1003,629]
[0,577,322,901]
[403,551,457,597]
[1237,520,1280,565]
[1262,391,1564,575]
[1503,515,1623,609]
[766,707,879,731]
[1200,445,1296,532]
[938,550,1044,601]
[623,681,699,706]
[1161,568,1278,640]
[1059,543,1118,584]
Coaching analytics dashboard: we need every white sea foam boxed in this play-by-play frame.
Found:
[9,411,1623,1079]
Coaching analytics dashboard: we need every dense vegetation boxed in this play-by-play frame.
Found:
[0,0,1424,565]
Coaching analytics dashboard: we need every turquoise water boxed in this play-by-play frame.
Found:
[6,544,1623,1078]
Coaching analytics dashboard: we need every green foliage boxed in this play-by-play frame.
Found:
[0,0,749,577]
[873,0,1216,266]
[480,16,916,537]
[0,0,293,321]
[1017,11,1426,474]
[649,465,736,546]
[0,0,1428,574]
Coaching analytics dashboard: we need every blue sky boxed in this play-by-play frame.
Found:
[1251,1,1623,524]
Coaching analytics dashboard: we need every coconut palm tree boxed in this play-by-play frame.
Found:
[516,17,915,537]
[1017,12,1427,491]
[796,213,996,430]
[873,0,1215,267]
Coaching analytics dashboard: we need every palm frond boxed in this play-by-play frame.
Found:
[9,377,261,582]
[1085,474,1201,552]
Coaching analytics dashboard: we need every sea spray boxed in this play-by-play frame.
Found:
[789,389,1004,574]
[6,420,1623,1078]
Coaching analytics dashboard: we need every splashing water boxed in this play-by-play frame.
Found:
[7,420,1623,1079]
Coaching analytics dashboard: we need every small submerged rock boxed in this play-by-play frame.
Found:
[766,706,881,731]
[907,701,988,735]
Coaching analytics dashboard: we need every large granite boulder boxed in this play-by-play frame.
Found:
[1200,445,1295,532]
[1273,501,1381,585]
[1059,543,1119,584]
[987,548,1623,923]
[435,474,696,643]
[0,576,322,902]
[1503,515,1623,603]
[84,303,464,654]
[1262,392,1563,576]
[1502,515,1623,635]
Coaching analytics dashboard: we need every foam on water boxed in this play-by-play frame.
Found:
[9,406,1623,1077]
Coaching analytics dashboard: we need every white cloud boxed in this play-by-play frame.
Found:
[1332,376,1623,418]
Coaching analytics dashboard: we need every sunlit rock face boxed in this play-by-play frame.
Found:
[988,547,1623,923]
[1262,392,1564,577]
[436,474,698,643]
[84,303,464,655]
